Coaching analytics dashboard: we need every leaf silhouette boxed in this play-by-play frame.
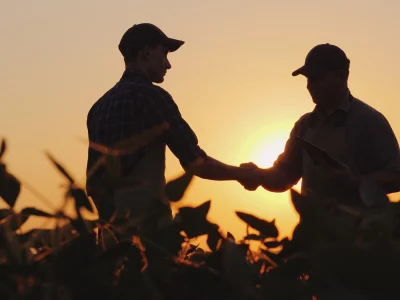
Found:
[20,207,54,218]
[45,152,75,184]
[179,200,211,218]
[261,249,283,265]
[244,234,265,241]
[177,200,214,238]
[0,169,21,208]
[88,122,170,156]
[186,243,199,256]
[236,212,278,238]
[264,240,282,249]
[85,124,168,186]
[0,139,6,159]
[0,212,30,231]
[0,208,12,221]
[69,188,94,213]
[227,231,235,241]
[280,237,290,246]
[290,189,312,217]
[207,225,222,251]
[165,172,193,202]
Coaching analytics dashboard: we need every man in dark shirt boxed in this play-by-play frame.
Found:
[86,23,256,221]
[240,44,400,205]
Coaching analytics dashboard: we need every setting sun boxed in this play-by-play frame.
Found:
[238,124,291,168]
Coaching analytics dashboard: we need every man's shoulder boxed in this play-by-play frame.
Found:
[90,82,172,109]
[350,96,385,119]
[294,112,313,128]
[348,96,392,131]
[285,112,314,136]
[121,82,174,103]
[297,112,313,122]
[116,79,167,97]
[148,85,175,101]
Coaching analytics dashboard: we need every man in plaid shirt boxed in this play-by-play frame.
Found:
[86,23,256,221]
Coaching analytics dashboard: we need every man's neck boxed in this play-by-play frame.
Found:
[125,62,150,79]
[320,89,350,115]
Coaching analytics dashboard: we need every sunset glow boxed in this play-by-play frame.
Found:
[240,127,290,169]
[1,0,400,243]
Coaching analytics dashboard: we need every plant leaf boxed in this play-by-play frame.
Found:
[227,231,235,241]
[45,152,75,184]
[70,188,94,213]
[88,122,170,156]
[264,240,282,249]
[1,212,31,231]
[186,243,199,256]
[165,172,193,202]
[0,139,6,159]
[179,200,211,218]
[290,189,312,217]
[115,122,170,152]
[177,200,214,238]
[236,211,278,238]
[244,234,265,241]
[207,225,222,251]
[261,249,283,265]
[20,207,54,218]
[0,170,21,208]
[0,209,13,221]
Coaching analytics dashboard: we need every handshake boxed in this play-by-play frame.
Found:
[237,162,264,191]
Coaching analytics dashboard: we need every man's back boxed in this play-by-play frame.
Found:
[86,69,207,195]
[86,69,157,182]
[86,69,173,219]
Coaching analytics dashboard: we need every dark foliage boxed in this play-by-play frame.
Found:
[0,138,399,299]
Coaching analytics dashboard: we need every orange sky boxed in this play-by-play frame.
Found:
[1,1,400,241]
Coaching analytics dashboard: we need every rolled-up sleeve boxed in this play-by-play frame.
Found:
[139,87,207,167]
[272,115,308,187]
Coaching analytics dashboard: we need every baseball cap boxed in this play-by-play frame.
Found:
[118,23,184,58]
[292,43,350,77]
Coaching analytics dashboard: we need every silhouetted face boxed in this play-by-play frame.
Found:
[307,71,345,107]
[145,44,171,83]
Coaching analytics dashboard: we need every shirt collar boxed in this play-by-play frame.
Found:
[120,68,151,83]
[313,90,351,116]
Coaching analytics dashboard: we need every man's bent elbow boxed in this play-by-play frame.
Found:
[259,168,299,193]
[261,182,293,193]
[182,156,209,177]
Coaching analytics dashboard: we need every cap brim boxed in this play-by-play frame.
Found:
[292,65,309,77]
[165,38,185,52]
[292,65,325,77]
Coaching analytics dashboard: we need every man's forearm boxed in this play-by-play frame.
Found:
[187,157,251,181]
[258,167,297,192]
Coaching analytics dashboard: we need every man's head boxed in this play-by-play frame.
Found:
[118,23,184,83]
[292,43,350,107]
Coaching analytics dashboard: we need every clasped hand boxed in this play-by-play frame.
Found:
[238,162,262,191]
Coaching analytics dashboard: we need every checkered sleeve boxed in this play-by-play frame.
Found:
[139,87,207,167]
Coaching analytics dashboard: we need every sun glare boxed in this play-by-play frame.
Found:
[239,126,290,169]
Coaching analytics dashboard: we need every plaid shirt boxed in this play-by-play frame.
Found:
[86,69,207,182]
